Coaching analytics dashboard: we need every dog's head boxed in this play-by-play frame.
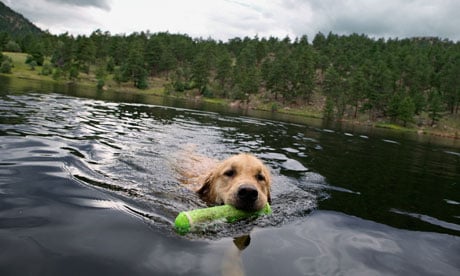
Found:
[198,153,271,211]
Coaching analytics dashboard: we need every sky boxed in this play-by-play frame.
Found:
[3,0,460,42]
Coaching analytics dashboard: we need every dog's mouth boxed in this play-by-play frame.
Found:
[231,196,267,212]
[220,198,262,212]
[234,202,261,212]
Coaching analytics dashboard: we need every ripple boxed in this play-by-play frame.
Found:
[382,139,400,145]
[444,199,460,205]
[445,150,460,157]
[0,217,50,229]
[281,159,308,172]
[257,152,288,161]
[282,147,300,153]
[390,209,460,232]
[0,93,320,239]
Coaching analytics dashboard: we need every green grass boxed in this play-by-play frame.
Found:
[2,52,48,80]
[256,101,323,119]
[4,52,28,67]
[202,97,228,105]
[375,122,408,131]
[1,51,167,95]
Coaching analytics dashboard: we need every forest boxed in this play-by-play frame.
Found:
[1,29,459,127]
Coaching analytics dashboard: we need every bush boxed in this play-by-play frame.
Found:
[28,60,38,71]
[26,52,44,66]
[163,83,174,95]
[136,76,148,89]
[69,65,79,80]
[33,52,44,66]
[106,58,115,73]
[4,40,21,52]
[323,97,335,119]
[173,80,185,92]
[40,63,53,76]
[229,85,245,100]
[52,68,63,80]
[0,58,13,73]
[202,86,213,98]
[97,79,105,90]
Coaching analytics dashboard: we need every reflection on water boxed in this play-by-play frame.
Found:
[247,211,460,276]
[0,92,318,237]
[1,83,460,275]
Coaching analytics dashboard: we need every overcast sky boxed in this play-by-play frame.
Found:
[3,0,460,41]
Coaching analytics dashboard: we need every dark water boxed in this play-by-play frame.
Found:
[1,77,459,275]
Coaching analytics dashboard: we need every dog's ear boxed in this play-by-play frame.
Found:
[197,172,214,202]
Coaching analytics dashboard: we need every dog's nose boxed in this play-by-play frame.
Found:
[237,185,258,202]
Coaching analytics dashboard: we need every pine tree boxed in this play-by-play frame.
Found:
[397,96,416,127]
[121,39,148,89]
[323,66,346,117]
[428,89,444,126]
[191,52,210,94]
[440,54,460,114]
[215,50,232,94]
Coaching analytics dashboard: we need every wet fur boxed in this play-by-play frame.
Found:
[176,150,271,211]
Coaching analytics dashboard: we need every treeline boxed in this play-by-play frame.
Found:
[1,30,459,125]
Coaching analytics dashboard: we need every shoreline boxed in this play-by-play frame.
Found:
[2,72,459,140]
[1,52,459,141]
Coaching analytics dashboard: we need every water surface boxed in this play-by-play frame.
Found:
[1,78,459,275]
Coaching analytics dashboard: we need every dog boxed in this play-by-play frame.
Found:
[175,149,271,212]
[174,149,271,276]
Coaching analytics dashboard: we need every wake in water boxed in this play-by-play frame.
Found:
[1,93,325,239]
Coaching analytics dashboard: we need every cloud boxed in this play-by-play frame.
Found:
[297,0,460,40]
[3,0,460,41]
[45,0,111,11]
[3,0,107,34]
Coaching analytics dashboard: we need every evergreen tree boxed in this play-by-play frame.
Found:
[323,66,346,117]
[349,67,368,118]
[0,32,8,50]
[428,89,444,126]
[440,54,460,114]
[215,49,232,94]
[89,29,111,60]
[397,96,416,126]
[4,40,21,52]
[158,47,176,78]
[145,37,163,75]
[191,52,210,94]
[366,59,393,119]
[266,45,296,102]
[1,56,12,73]
[0,27,458,127]
[75,36,96,74]
[51,34,74,78]
[121,39,148,89]
[293,42,315,103]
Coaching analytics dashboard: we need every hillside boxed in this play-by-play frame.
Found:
[0,1,43,37]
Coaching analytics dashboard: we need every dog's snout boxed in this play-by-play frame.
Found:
[237,185,258,202]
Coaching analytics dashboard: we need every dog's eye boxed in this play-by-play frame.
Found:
[256,173,265,181]
[224,169,235,177]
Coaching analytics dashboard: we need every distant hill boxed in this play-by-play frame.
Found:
[0,1,43,38]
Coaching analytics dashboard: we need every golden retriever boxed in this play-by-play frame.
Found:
[175,150,271,212]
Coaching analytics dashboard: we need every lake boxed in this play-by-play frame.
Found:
[1,76,459,276]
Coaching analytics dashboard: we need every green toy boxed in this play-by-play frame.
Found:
[174,203,272,234]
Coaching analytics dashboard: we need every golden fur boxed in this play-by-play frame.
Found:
[176,150,271,212]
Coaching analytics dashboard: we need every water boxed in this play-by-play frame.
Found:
[1,77,459,275]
